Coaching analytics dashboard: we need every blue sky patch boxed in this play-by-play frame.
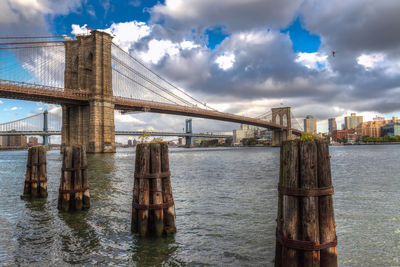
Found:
[52,0,161,34]
[205,26,230,50]
[282,17,321,53]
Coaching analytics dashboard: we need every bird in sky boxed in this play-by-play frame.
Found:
[332,50,336,57]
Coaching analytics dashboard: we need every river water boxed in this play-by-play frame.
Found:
[0,145,399,266]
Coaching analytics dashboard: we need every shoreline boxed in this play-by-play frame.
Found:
[331,142,400,146]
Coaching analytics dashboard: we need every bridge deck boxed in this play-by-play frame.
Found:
[0,80,301,135]
[0,130,231,138]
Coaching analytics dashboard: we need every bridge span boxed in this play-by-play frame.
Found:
[0,31,302,152]
[0,130,231,139]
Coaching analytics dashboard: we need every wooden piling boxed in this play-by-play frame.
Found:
[160,142,176,235]
[132,142,176,236]
[31,147,39,198]
[299,141,320,266]
[38,146,48,197]
[316,140,337,267]
[58,145,90,212]
[81,146,90,209]
[150,143,164,237]
[22,146,47,198]
[275,140,337,267]
[282,141,300,266]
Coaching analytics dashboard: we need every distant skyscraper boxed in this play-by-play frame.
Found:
[344,113,363,129]
[328,118,337,134]
[304,115,317,135]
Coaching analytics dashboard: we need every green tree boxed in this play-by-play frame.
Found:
[246,137,257,146]
[301,132,314,141]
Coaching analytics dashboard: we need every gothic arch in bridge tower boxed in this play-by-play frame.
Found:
[282,114,288,127]
[271,107,292,147]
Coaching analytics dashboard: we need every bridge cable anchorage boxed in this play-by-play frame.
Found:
[111,43,218,111]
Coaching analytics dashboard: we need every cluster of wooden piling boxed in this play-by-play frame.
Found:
[22,146,48,198]
[132,142,176,236]
[275,139,337,267]
[58,146,90,211]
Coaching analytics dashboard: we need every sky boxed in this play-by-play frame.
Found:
[1,0,400,142]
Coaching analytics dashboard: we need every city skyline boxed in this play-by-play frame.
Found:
[0,1,399,135]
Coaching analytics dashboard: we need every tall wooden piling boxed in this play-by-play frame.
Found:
[132,142,176,237]
[160,142,176,235]
[316,140,337,266]
[58,145,90,212]
[275,140,337,267]
[22,146,47,198]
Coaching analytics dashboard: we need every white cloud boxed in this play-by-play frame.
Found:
[151,0,302,31]
[357,53,385,70]
[137,39,180,64]
[0,0,81,35]
[296,52,329,70]
[106,21,152,51]
[71,24,90,35]
[180,40,200,50]
[215,53,235,70]
[115,113,146,124]
[4,106,23,111]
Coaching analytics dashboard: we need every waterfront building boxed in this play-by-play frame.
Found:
[344,113,363,129]
[7,133,27,147]
[328,118,337,134]
[0,136,7,146]
[332,129,358,142]
[356,117,399,138]
[356,120,389,138]
[332,129,347,142]
[304,115,317,135]
[380,123,400,137]
[28,137,38,146]
[233,124,255,144]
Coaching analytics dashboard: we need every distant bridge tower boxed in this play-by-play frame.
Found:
[42,110,48,146]
[62,31,115,153]
[271,107,292,146]
[185,119,192,147]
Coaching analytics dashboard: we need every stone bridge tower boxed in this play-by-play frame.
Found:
[271,107,292,146]
[62,31,115,153]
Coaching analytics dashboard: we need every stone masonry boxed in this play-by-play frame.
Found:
[62,30,116,153]
[271,107,292,146]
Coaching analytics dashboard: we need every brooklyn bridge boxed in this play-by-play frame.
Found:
[0,30,302,152]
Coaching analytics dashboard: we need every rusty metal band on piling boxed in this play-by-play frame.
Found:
[59,187,90,194]
[134,171,171,179]
[278,185,334,197]
[132,201,175,210]
[27,163,46,167]
[61,166,88,171]
[276,231,337,251]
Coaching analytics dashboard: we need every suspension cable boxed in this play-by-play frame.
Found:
[112,43,218,111]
